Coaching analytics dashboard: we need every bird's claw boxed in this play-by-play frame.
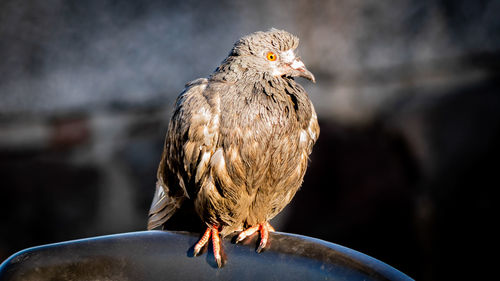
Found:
[235,225,260,244]
[236,222,274,252]
[211,228,223,268]
[193,227,211,256]
[193,226,224,267]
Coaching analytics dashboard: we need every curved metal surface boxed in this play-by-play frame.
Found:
[0,231,413,281]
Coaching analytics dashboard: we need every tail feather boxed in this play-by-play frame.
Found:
[147,182,183,230]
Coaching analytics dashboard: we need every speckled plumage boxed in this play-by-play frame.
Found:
[148,29,319,242]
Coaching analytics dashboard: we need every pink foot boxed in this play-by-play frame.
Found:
[236,222,275,252]
[193,225,223,267]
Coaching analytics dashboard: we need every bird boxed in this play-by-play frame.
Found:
[147,28,319,267]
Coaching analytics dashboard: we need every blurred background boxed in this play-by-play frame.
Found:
[1,0,498,280]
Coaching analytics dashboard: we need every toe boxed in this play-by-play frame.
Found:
[236,225,259,243]
[256,223,270,253]
[193,227,212,256]
[211,227,224,267]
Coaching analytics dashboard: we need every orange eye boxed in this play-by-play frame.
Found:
[266,52,277,61]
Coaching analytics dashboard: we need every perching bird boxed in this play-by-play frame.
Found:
[148,28,319,267]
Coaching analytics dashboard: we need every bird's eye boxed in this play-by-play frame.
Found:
[266,52,277,61]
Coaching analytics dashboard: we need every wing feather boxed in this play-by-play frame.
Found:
[147,78,220,230]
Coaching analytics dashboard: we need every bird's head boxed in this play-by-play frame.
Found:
[226,29,315,83]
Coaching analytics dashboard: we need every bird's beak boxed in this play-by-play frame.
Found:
[289,58,316,83]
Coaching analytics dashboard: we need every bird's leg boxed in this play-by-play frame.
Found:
[193,225,223,268]
[236,222,275,252]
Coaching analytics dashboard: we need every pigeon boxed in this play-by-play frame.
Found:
[148,28,319,267]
